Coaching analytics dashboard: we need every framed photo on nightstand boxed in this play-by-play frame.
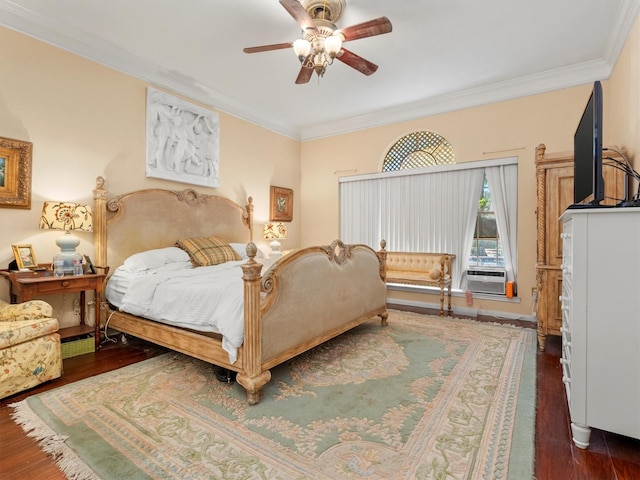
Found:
[11,244,37,270]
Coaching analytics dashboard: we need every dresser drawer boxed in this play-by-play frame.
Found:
[3,272,106,303]
[562,341,572,365]
[28,276,99,294]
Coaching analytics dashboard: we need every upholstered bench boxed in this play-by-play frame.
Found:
[385,252,455,316]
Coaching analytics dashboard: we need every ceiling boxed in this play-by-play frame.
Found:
[0,0,638,140]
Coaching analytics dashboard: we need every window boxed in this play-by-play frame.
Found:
[469,173,504,268]
[383,131,455,171]
[339,129,517,292]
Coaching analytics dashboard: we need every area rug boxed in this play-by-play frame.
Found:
[11,310,536,479]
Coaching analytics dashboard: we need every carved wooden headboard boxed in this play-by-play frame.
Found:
[93,176,253,270]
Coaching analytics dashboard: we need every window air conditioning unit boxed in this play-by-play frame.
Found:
[467,268,506,295]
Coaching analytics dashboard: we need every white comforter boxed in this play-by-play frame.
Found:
[109,260,246,363]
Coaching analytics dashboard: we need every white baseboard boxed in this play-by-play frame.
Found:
[387,297,536,323]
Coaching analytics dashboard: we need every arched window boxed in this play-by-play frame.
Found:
[382,131,505,272]
[341,130,518,296]
[382,131,455,171]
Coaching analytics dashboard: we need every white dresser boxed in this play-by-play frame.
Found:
[559,207,640,449]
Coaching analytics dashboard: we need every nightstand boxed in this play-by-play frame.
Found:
[0,267,107,350]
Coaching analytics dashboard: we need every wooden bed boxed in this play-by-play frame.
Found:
[93,177,388,404]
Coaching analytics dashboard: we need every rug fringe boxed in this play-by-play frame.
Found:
[10,400,100,480]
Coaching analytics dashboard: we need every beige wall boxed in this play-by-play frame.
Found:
[300,88,592,318]
[1,10,639,323]
[606,11,640,171]
[300,14,640,319]
[0,27,300,326]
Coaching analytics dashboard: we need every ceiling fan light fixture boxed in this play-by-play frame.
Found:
[324,34,343,58]
[243,0,392,84]
[312,51,328,77]
[293,38,312,62]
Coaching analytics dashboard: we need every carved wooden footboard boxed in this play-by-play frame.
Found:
[93,177,388,404]
[239,240,388,404]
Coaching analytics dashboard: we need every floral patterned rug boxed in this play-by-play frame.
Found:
[11,310,536,479]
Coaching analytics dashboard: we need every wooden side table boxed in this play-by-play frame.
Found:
[0,267,107,350]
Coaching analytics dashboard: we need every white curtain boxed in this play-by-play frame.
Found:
[484,164,518,282]
[339,158,517,290]
[340,178,382,248]
[457,170,485,287]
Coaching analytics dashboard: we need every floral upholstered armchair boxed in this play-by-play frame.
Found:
[0,299,62,399]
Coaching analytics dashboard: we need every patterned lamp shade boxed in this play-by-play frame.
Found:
[40,202,93,267]
[263,223,287,258]
[262,223,287,240]
[39,202,93,232]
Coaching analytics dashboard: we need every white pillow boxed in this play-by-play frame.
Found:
[229,243,265,260]
[122,247,190,272]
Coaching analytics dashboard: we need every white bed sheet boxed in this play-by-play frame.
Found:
[106,254,279,364]
[106,261,193,308]
[107,260,246,363]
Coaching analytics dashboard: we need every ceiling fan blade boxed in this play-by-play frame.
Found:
[280,0,317,32]
[295,65,314,84]
[337,48,379,76]
[243,42,293,54]
[338,17,392,42]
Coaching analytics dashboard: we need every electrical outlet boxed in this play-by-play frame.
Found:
[73,299,80,315]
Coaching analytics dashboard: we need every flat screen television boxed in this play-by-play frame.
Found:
[573,80,604,206]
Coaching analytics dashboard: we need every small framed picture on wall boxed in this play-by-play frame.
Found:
[0,136,33,209]
[269,186,293,222]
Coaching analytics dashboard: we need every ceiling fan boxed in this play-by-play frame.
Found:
[243,0,392,84]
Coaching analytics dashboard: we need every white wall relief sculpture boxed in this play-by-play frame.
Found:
[146,87,220,187]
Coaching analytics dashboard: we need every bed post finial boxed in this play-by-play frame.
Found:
[94,176,108,270]
[245,196,254,241]
[377,239,389,325]
[377,239,388,282]
[238,245,270,404]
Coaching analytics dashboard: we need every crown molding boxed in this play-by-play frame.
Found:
[0,0,636,142]
[299,58,614,140]
[605,0,640,60]
[0,0,302,139]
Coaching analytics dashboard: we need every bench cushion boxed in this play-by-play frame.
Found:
[385,252,453,285]
[386,271,450,285]
[384,251,455,316]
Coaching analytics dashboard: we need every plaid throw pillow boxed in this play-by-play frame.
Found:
[175,236,241,267]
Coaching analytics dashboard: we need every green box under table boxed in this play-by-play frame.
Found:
[61,336,95,359]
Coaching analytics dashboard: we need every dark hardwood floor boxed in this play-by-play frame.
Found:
[535,335,640,480]
[1,317,639,479]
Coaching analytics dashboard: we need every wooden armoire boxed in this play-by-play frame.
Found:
[535,143,626,350]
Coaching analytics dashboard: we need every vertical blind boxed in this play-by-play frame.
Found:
[339,158,518,290]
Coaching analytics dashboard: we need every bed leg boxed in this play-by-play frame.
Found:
[237,370,271,405]
[379,311,389,326]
